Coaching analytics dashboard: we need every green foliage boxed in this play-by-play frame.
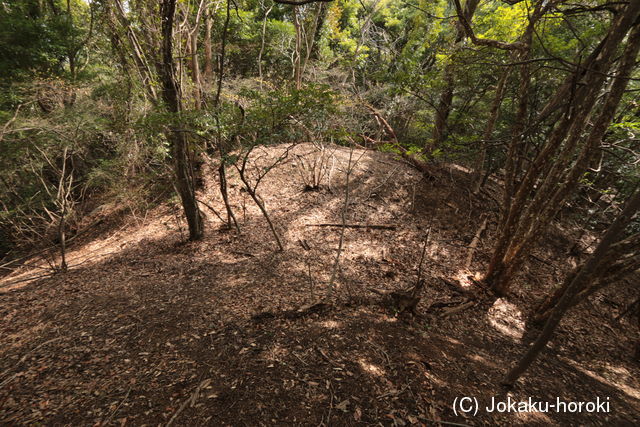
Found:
[240,84,336,144]
[0,0,63,80]
[1,0,639,256]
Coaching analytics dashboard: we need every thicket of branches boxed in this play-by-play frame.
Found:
[1,0,639,384]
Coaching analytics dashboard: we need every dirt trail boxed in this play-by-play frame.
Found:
[1,143,639,425]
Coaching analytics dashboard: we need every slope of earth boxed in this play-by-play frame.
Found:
[1,143,639,426]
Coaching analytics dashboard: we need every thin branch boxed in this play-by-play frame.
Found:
[452,0,527,51]
[305,223,397,230]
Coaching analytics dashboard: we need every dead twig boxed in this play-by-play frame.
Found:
[104,386,132,426]
[306,223,397,230]
[166,378,212,426]
[440,300,476,318]
[416,228,431,286]
[465,215,488,269]
[327,148,366,296]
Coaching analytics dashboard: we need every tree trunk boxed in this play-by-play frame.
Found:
[533,233,640,326]
[190,32,202,108]
[189,0,207,108]
[113,0,158,104]
[203,6,214,82]
[428,0,479,151]
[293,6,302,90]
[309,2,328,60]
[485,4,640,295]
[218,160,240,232]
[214,0,230,107]
[258,2,273,87]
[160,0,204,241]
[503,187,640,386]
[473,66,510,192]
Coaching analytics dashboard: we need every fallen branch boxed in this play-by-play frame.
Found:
[440,300,476,318]
[251,302,331,322]
[166,378,212,426]
[438,277,477,299]
[360,103,437,180]
[305,223,397,230]
[363,104,398,143]
[104,386,132,426]
[465,216,488,269]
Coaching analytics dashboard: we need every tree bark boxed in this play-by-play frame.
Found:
[203,6,214,82]
[293,6,303,89]
[309,2,328,60]
[258,2,273,87]
[429,0,479,150]
[485,4,640,295]
[189,0,207,108]
[160,0,204,241]
[214,0,231,107]
[473,66,510,192]
[113,0,158,103]
[533,233,640,325]
[503,187,640,386]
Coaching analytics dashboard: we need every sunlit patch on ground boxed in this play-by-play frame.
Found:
[453,270,475,290]
[487,298,525,340]
[358,358,385,376]
[263,344,290,362]
[0,213,175,293]
[562,357,640,400]
[422,371,447,387]
[470,353,500,369]
[319,320,341,329]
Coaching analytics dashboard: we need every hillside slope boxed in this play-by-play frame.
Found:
[1,143,639,425]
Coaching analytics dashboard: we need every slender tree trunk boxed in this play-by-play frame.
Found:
[533,232,640,325]
[160,0,204,241]
[190,32,202,108]
[503,187,640,386]
[258,2,273,88]
[57,146,70,272]
[485,5,640,295]
[301,2,324,78]
[213,0,238,232]
[310,2,327,60]
[473,67,510,191]
[113,0,158,104]
[218,160,239,232]
[293,6,302,90]
[214,0,230,107]
[431,68,455,150]
[203,7,214,82]
[428,0,479,151]
[189,0,207,108]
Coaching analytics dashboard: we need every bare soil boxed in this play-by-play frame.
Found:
[1,143,639,426]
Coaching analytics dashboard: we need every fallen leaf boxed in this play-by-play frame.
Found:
[335,399,349,412]
[354,406,362,421]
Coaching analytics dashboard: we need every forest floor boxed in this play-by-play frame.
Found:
[1,143,639,426]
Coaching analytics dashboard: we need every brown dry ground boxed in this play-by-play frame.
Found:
[1,143,639,426]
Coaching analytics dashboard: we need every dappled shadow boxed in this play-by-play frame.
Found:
[2,143,639,424]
